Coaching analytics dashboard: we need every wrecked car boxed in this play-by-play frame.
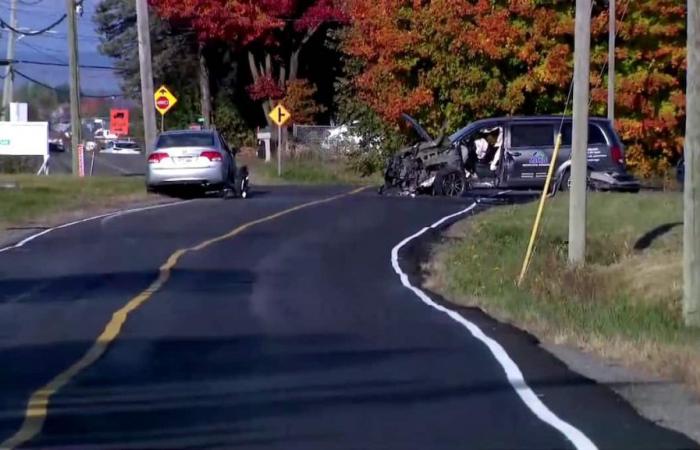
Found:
[380,114,640,196]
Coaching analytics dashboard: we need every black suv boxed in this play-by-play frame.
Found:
[383,115,641,196]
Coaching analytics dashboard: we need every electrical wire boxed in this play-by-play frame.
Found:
[9,58,118,71]
[0,14,67,36]
[13,68,123,98]
[18,40,66,64]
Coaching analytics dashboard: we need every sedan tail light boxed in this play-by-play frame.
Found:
[147,152,169,163]
[200,150,222,162]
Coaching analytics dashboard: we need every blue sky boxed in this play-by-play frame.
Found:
[1,0,120,95]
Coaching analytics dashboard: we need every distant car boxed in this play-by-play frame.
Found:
[677,157,685,191]
[94,128,118,140]
[102,140,141,154]
[48,130,66,152]
[146,129,249,197]
[321,124,361,152]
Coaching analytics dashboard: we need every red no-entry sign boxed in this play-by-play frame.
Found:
[154,85,177,116]
[155,97,170,110]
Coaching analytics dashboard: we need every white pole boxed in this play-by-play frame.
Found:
[608,0,616,122]
[136,0,157,153]
[277,125,282,176]
[1,0,17,121]
[684,0,700,327]
[569,0,592,266]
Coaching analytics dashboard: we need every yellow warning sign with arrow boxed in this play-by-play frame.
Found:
[268,104,291,127]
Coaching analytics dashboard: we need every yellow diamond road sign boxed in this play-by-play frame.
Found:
[269,104,291,127]
[154,85,177,116]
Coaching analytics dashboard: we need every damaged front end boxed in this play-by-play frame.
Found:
[380,114,466,197]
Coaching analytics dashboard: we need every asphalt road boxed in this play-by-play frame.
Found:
[49,151,145,176]
[0,186,696,449]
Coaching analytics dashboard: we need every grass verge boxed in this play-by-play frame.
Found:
[0,175,150,228]
[241,155,382,186]
[427,192,700,393]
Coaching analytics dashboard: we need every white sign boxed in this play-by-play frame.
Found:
[0,122,50,174]
[9,103,28,122]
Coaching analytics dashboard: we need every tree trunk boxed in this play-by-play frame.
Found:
[198,42,212,128]
[289,49,300,82]
[248,51,276,126]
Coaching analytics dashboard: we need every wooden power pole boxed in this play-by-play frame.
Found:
[608,0,616,122]
[685,0,700,327]
[1,0,17,121]
[65,0,82,175]
[136,0,157,153]
[569,0,592,265]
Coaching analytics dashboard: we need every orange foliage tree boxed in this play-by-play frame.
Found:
[342,0,687,176]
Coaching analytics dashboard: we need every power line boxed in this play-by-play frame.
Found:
[12,68,123,98]
[17,39,65,64]
[0,14,66,36]
[7,58,118,70]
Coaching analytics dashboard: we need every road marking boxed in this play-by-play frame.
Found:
[0,187,366,449]
[390,203,598,450]
[0,201,193,255]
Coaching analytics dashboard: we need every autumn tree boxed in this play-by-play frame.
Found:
[342,0,687,176]
[591,0,686,175]
[151,0,344,125]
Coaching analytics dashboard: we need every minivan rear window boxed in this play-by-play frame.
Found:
[561,123,608,146]
[156,133,215,148]
[510,124,554,148]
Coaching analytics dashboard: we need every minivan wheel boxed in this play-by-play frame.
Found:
[435,168,467,197]
[559,170,571,192]
[559,169,593,192]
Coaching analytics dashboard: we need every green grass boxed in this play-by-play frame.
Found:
[0,175,148,227]
[432,192,700,390]
[243,156,382,186]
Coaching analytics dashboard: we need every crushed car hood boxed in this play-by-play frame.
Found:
[401,113,434,143]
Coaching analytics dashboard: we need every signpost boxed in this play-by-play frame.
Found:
[77,143,85,177]
[268,103,291,176]
[154,85,178,132]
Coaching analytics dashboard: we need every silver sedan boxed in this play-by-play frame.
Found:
[146,129,248,197]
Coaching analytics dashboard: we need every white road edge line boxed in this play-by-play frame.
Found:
[390,202,598,450]
[0,200,193,254]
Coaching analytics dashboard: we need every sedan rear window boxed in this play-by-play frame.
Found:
[156,133,214,148]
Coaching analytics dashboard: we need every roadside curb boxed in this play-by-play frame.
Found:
[401,207,700,447]
[544,343,700,445]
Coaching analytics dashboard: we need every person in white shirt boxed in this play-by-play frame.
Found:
[462,127,502,178]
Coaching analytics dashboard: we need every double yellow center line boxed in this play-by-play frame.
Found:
[1,187,365,449]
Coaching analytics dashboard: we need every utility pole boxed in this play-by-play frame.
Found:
[569,0,592,265]
[65,0,82,175]
[685,0,700,327]
[66,0,82,176]
[136,0,157,153]
[1,0,18,121]
[608,0,616,122]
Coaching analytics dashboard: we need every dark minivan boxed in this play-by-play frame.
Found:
[448,116,640,192]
